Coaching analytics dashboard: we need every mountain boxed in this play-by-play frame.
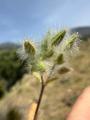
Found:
[71,26,90,39]
[0,42,20,50]
[0,26,90,50]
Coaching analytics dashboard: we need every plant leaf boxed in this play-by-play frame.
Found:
[55,54,64,64]
[58,67,70,74]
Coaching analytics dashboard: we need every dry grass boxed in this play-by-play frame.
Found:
[0,40,90,120]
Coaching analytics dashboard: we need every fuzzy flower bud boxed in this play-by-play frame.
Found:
[51,30,66,46]
[62,33,79,51]
[24,40,36,56]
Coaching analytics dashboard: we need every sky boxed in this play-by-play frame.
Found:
[0,0,90,43]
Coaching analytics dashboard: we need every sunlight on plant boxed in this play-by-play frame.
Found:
[18,29,80,120]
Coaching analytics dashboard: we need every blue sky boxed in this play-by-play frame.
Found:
[0,0,90,43]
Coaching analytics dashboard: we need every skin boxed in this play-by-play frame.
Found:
[67,87,90,120]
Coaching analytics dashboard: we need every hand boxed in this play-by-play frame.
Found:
[67,87,90,120]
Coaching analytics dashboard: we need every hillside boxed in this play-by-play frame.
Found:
[0,27,90,120]
[71,26,90,39]
[0,42,20,50]
[0,26,90,50]
[0,37,90,120]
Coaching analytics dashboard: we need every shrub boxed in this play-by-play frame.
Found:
[6,107,22,120]
[0,80,6,99]
[0,50,27,90]
[0,84,5,99]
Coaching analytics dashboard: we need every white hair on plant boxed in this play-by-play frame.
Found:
[58,31,80,54]
[17,39,36,61]
[17,47,28,61]
[66,34,80,57]
[17,29,81,120]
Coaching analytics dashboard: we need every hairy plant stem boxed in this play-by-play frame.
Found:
[47,63,56,79]
[33,75,45,120]
[33,64,56,120]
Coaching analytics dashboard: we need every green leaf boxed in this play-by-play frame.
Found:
[55,54,64,64]
[51,30,66,46]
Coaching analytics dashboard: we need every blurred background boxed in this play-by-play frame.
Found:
[0,0,90,120]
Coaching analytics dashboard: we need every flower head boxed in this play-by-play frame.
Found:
[17,39,36,61]
[24,40,36,55]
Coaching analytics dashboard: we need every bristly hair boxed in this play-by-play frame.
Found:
[17,40,36,61]
[17,29,80,76]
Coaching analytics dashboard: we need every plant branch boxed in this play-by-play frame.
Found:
[33,64,56,120]
[45,63,56,85]
[33,75,45,120]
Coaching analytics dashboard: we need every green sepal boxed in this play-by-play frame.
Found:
[42,49,54,59]
[63,33,79,51]
[24,40,36,55]
[51,30,66,46]
[55,54,64,64]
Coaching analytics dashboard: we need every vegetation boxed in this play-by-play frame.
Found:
[0,80,5,98]
[0,29,90,120]
[0,39,90,120]
[0,49,27,91]
[17,29,80,120]
[6,107,21,120]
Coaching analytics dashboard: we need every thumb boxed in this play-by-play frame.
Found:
[67,87,90,120]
